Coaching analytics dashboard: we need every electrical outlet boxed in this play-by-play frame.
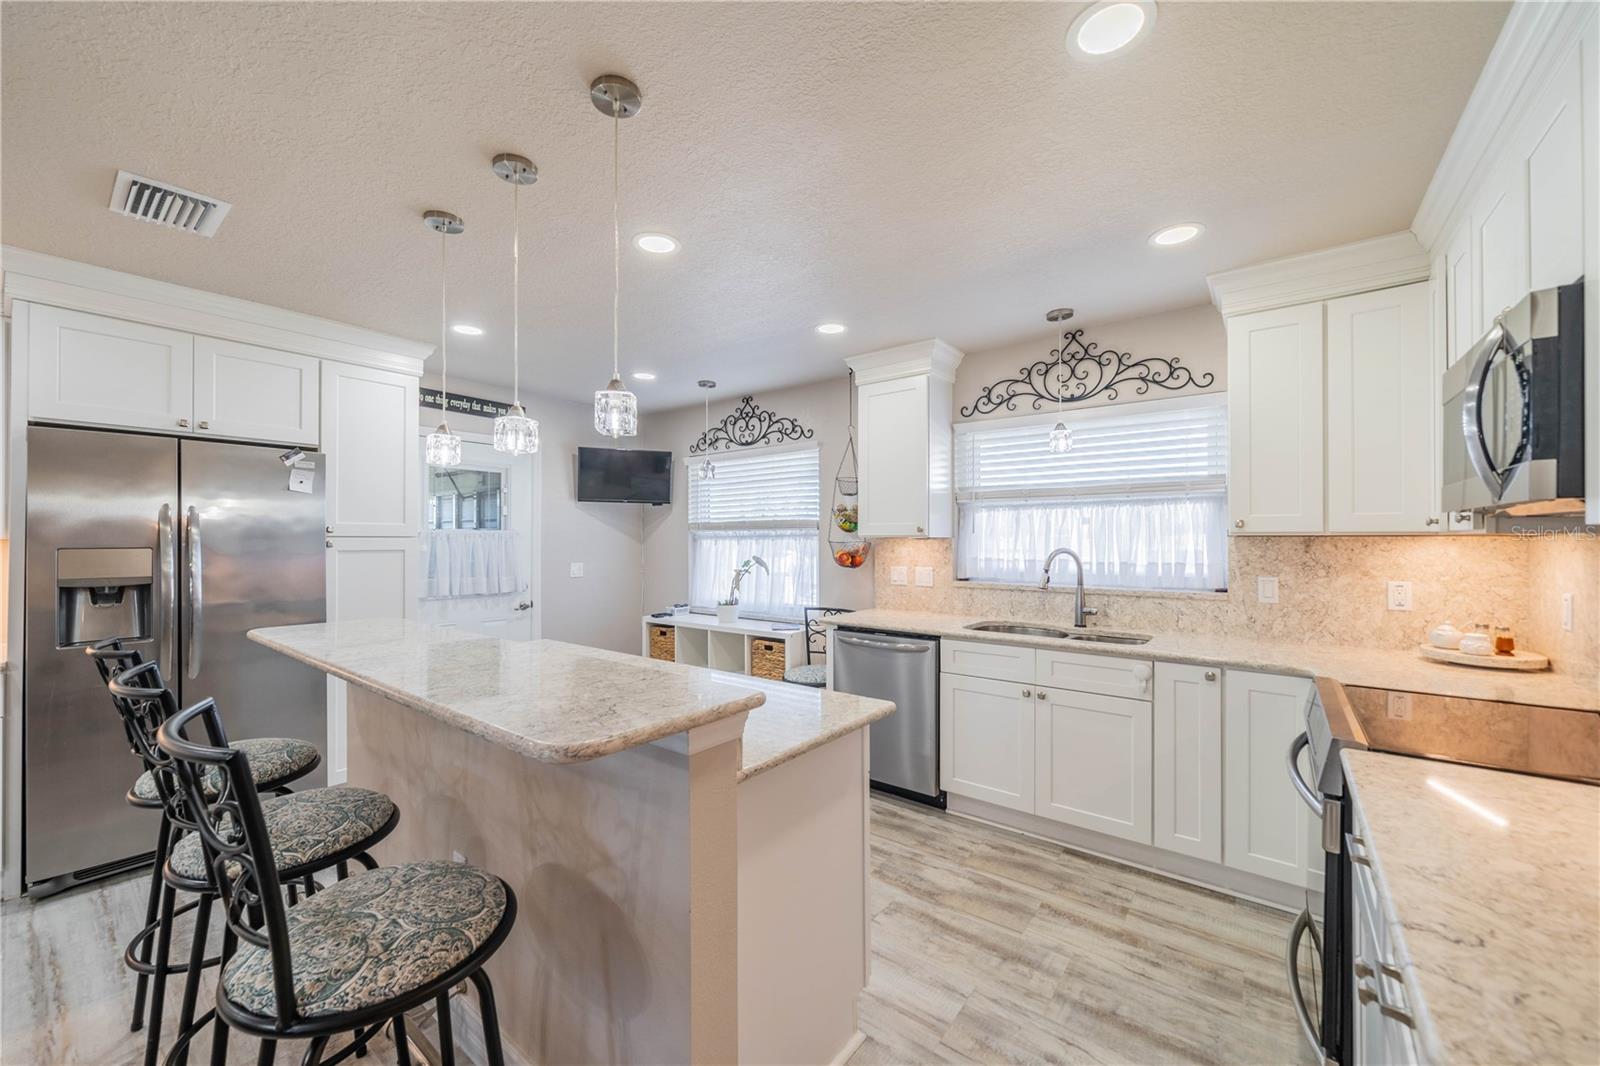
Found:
[1386,580,1413,611]
[569,562,584,578]
[1256,576,1279,604]
[914,566,935,588]
[1562,592,1575,632]
[1386,692,1412,720]
[890,566,908,586]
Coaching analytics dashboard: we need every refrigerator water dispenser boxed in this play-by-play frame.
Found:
[56,547,153,648]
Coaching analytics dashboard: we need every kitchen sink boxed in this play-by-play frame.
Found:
[963,621,1152,645]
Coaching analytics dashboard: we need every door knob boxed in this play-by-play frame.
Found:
[514,601,533,612]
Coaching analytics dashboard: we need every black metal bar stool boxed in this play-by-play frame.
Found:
[783,606,851,687]
[88,640,323,1043]
[106,658,398,1066]
[159,696,517,1066]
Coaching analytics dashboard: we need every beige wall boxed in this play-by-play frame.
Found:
[421,373,644,654]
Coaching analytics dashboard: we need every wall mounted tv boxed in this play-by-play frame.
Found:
[577,447,672,505]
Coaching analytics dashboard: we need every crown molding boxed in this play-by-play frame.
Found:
[1206,231,1430,318]
[844,338,965,386]
[0,246,432,376]
[1412,1,1598,250]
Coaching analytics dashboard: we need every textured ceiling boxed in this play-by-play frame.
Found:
[1,2,1506,410]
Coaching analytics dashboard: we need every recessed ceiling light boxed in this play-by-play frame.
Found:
[631,371,657,381]
[1067,1,1156,59]
[633,233,679,254]
[815,322,848,335]
[1149,222,1204,247]
[451,323,484,336]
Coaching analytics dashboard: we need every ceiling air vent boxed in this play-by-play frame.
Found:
[108,170,232,237]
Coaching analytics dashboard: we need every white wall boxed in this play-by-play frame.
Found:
[420,373,644,654]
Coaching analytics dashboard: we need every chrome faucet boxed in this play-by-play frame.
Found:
[1040,547,1098,628]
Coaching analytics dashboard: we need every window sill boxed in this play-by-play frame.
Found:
[953,580,1230,601]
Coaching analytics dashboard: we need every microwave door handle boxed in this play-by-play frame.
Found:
[185,506,203,679]
[1461,323,1509,499]
[156,503,176,674]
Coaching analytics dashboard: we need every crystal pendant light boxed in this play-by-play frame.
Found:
[1046,306,1074,455]
[696,380,717,480]
[424,210,464,468]
[491,153,540,455]
[591,75,641,439]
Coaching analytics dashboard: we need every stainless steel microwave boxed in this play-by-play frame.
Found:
[1442,280,1585,515]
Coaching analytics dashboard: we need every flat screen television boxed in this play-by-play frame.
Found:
[577,447,672,504]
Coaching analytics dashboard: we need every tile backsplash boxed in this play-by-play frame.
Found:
[873,533,1600,677]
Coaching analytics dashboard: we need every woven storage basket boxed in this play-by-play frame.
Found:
[648,625,676,662]
[750,638,786,680]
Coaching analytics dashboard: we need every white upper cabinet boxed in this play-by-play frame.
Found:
[846,339,963,539]
[1151,662,1222,864]
[1222,669,1319,890]
[27,304,195,433]
[1226,303,1325,533]
[321,361,420,537]
[1033,686,1153,845]
[1325,283,1440,532]
[194,336,320,446]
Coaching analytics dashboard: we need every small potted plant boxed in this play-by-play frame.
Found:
[718,556,768,624]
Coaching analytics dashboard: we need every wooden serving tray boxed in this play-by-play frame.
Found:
[1417,643,1550,671]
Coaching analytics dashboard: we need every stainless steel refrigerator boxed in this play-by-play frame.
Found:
[24,425,328,895]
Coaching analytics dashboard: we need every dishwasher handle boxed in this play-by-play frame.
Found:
[836,633,932,654]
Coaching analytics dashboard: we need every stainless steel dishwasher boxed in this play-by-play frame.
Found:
[832,628,944,807]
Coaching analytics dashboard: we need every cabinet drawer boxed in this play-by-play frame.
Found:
[1036,648,1153,700]
[941,639,1034,684]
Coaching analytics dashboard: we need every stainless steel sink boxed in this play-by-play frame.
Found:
[963,621,1152,645]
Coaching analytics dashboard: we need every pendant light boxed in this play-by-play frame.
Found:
[1046,307,1074,455]
[591,74,642,439]
[696,380,717,480]
[491,153,540,455]
[424,210,465,468]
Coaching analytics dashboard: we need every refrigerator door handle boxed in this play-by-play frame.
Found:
[186,505,204,679]
[157,503,176,672]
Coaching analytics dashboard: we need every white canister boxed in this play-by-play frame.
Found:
[1427,622,1463,649]
[716,602,740,625]
[1458,633,1494,656]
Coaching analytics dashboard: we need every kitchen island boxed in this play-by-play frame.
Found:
[250,620,894,1066]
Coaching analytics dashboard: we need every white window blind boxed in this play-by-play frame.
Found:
[954,397,1228,591]
[688,447,820,619]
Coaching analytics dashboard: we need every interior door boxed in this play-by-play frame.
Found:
[416,437,537,640]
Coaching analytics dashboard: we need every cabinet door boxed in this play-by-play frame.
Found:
[1326,283,1440,532]
[939,672,1034,812]
[325,537,419,783]
[321,362,420,536]
[1443,221,1476,369]
[1222,670,1318,888]
[1227,304,1324,532]
[1034,687,1152,844]
[1152,663,1222,862]
[27,304,194,432]
[856,376,929,537]
[194,336,320,446]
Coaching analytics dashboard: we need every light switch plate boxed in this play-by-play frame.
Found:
[569,562,585,578]
[1256,576,1279,604]
[889,566,908,586]
[914,566,935,587]
[1387,580,1413,611]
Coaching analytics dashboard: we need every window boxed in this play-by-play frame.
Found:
[427,468,504,531]
[688,447,820,620]
[954,396,1227,591]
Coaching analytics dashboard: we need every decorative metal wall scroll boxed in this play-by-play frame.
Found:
[690,395,815,453]
[960,329,1216,417]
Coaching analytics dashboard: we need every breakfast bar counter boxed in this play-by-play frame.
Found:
[251,620,894,1066]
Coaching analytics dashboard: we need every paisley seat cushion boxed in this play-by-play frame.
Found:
[168,786,396,882]
[221,861,508,1019]
[131,736,320,802]
[783,663,827,687]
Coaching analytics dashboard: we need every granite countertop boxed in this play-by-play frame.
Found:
[1341,750,1600,1065]
[725,674,895,782]
[826,608,1600,711]
[250,620,767,763]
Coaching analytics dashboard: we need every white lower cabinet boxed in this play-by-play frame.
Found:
[1152,662,1223,863]
[1222,669,1320,889]
[939,672,1035,812]
[325,537,419,783]
[1033,686,1153,844]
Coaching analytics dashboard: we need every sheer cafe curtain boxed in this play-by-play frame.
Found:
[687,446,821,620]
[954,397,1228,591]
[420,529,523,599]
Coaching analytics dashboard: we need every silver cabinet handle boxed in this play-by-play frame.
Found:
[836,633,930,653]
[156,503,176,673]
[177,418,190,428]
[1022,688,1033,698]
[915,525,924,534]
[1286,732,1324,817]
[326,525,334,534]
[198,420,209,430]
[1425,516,1440,526]
[1036,690,1046,700]
[1285,908,1322,1059]
[185,506,203,680]
[1234,518,1245,528]
[1204,670,1217,681]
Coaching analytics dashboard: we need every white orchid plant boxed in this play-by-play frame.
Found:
[721,555,769,606]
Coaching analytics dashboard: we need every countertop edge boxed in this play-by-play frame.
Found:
[249,630,769,763]
[736,699,896,783]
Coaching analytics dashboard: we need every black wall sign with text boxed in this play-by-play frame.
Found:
[420,388,516,420]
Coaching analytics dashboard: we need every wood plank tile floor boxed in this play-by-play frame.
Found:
[849,795,1319,1066]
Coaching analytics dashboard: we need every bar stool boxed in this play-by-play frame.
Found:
[158,696,516,1066]
[783,606,851,687]
[106,659,399,1066]
[87,640,322,1041]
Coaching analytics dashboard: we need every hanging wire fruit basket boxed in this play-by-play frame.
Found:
[829,396,869,568]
